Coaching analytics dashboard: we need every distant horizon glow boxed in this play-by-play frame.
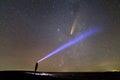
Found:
[37,27,100,63]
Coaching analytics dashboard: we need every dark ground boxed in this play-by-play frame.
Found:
[0,71,120,80]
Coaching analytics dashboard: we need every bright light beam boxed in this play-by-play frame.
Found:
[37,27,100,63]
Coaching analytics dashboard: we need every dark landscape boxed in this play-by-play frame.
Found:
[0,71,120,80]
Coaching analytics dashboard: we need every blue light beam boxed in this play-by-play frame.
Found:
[37,27,100,63]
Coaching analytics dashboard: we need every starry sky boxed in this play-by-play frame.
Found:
[0,0,120,72]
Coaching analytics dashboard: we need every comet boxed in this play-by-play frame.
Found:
[70,15,79,35]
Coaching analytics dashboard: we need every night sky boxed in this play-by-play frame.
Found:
[0,0,120,72]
